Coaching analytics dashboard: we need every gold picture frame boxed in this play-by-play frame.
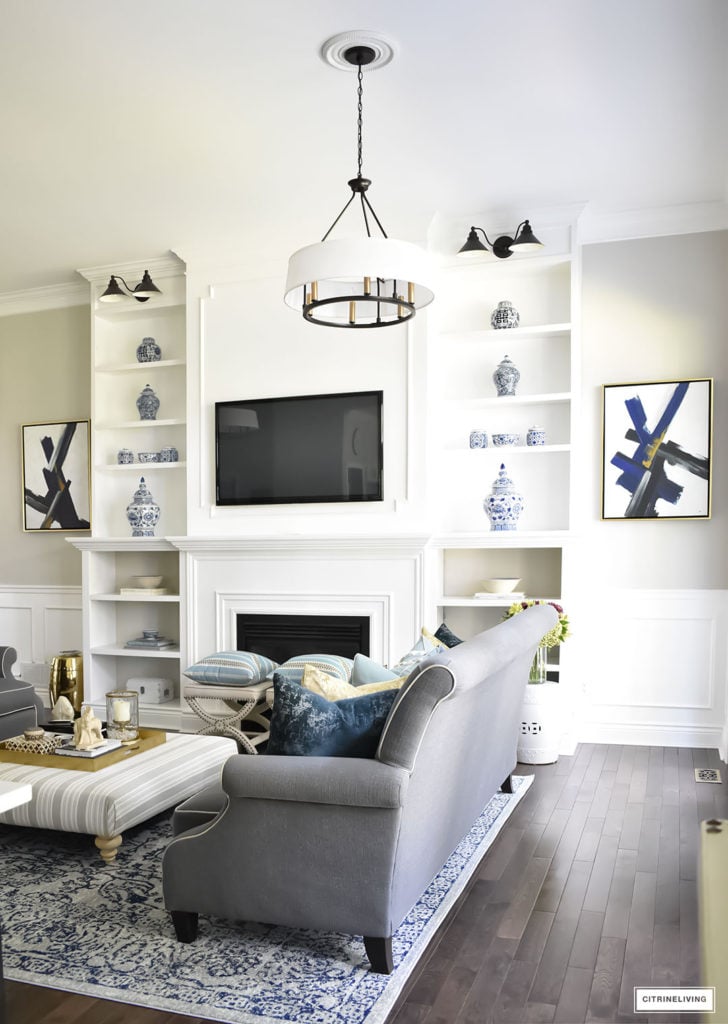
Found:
[21,419,91,532]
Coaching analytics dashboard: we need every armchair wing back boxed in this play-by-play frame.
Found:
[162,604,557,973]
[0,646,45,740]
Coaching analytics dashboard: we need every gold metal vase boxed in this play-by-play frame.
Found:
[49,650,84,714]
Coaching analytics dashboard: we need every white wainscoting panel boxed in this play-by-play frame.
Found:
[0,585,83,700]
[578,589,728,756]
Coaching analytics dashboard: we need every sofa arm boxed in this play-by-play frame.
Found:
[221,754,409,809]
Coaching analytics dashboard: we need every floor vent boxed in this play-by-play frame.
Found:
[695,768,722,784]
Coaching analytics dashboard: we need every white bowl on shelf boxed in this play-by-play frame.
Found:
[130,575,164,589]
[479,578,521,594]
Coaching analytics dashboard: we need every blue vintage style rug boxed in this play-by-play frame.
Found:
[0,775,532,1024]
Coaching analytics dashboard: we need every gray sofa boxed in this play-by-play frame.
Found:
[162,603,556,973]
[0,646,45,740]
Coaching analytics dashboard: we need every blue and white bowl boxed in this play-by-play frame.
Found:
[138,451,160,463]
[491,432,520,447]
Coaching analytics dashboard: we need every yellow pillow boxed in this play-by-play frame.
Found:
[302,663,405,702]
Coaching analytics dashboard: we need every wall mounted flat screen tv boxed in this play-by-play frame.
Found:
[215,391,383,506]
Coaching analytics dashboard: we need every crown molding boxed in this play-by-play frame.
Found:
[76,251,185,287]
[578,200,728,244]
[0,281,89,318]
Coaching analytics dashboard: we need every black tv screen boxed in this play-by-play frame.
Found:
[215,391,383,506]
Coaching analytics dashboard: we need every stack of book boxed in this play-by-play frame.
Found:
[124,634,176,650]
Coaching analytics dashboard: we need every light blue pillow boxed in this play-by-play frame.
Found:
[183,650,278,686]
[276,653,354,683]
[350,653,400,687]
[267,673,398,758]
[390,634,439,678]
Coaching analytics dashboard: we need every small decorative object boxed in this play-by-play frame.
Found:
[526,425,546,446]
[128,677,175,704]
[469,430,488,449]
[483,463,524,531]
[136,337,162,363]
[72,705,106,751]
[105,690,140,746]
[493,355,520,397]
[491,432,520,447]
[126,477,160,537]
[117,448,134,464]
[159,446,179,462]
[23,727,45,741]
[49,650,83,714]
[130,575,164,589]
[479,578,521,594]
[138,451,160,463]
[21,420,90,532]
[50,695,75,721]
[490,299,520,330]
[136,384,160,421]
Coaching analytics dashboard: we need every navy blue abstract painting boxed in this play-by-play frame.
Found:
[602,379,711,520]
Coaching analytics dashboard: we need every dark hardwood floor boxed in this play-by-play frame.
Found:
[5,744,724,1024]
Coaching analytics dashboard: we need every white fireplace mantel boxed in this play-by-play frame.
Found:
[169,533,432,669]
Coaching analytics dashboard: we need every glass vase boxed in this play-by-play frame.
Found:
[528,645,548,684]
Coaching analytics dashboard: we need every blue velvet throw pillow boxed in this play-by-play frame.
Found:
[267,673,398,758]
[434,622,464,648]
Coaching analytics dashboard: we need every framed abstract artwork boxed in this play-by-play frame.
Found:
[601,379,712,520]
[21,420,91,531]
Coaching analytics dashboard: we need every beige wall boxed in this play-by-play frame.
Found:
[0,305,90,585]
[580,230,728,588]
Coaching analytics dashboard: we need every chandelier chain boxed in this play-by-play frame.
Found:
[356,62,364,178]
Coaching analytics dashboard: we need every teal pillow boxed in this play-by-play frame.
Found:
[434,622,463,648]
[350,653,400,687]
[267,673,398,757]
[276,653,354,684]
[183,650,278,686]
[390,634,439,677]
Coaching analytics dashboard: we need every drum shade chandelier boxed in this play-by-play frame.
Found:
[457,220,544,259]
[284,33,434,329]
[99,270,162,303]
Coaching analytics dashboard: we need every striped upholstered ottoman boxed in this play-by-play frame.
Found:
[0,732,236,862]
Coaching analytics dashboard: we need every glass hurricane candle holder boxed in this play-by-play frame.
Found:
[105,690,139,745]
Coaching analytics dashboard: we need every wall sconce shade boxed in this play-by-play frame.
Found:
[284,34,434,329]
[457,220,544,259]
[99,270,162,303]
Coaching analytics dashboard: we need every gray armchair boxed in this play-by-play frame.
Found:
[162,604,556,972]
[0,646,45,740]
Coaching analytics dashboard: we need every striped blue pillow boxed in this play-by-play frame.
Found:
[276,653,354,683]
[183,650,278,686]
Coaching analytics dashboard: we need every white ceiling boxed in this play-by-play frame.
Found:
[1,0,726,296]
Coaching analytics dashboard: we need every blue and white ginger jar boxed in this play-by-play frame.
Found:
[493,355,520,397]
[484,463,524,531]
[526,424,546,446]
[126,477,160,537]
[136,384,160,420]
[469,430,488,449]
[490,300,520,330]
[136,337,162,363]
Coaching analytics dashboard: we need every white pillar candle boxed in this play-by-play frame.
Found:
[113,699,131,723]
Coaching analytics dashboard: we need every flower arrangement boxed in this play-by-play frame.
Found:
[504,600,571,683]
[504,599,570,648]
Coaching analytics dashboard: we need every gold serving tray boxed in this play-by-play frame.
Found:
[0,728,166,772]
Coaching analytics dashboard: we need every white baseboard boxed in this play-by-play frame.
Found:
[578,720,724,753]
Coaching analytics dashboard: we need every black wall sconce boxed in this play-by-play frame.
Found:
[457,219,543,259]
[99,270,162,303]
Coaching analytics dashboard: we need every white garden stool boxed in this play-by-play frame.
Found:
[183,681,271,754]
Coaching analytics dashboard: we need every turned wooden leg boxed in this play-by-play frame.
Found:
[94,834,123,863]
[500,772,514,793]
[363,935,393,974]
[171,910,199,943]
